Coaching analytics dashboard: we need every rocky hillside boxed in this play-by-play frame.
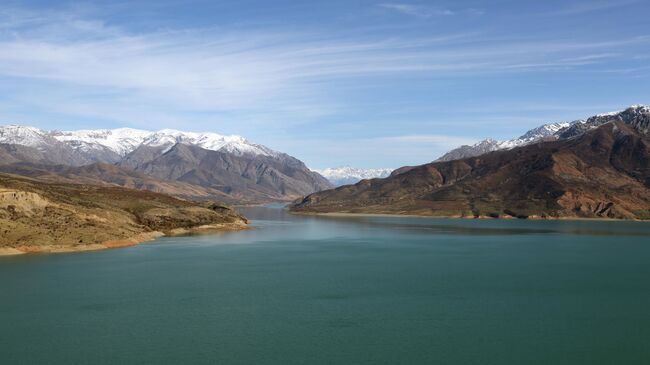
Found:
[0,173,248,255]
[119,143,332,202]
[292,120,650,220]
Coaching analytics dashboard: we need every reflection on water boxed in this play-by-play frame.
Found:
[239,205,650,238]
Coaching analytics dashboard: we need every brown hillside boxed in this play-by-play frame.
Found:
[292,122,650,220]
[0,173,247,254]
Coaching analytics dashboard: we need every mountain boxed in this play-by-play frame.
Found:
[138,129,280,157]
[435,138,502,163]
[0,125,302,163]
[48,127,280,159]
[292,108,650,220]
[50,128,152,163]
[0,126,94,165]
[0,172,247,255]
[437,121,578,162]
[558,104,650,138]
[392,120,577,176]
[315,167,393,186]
[0,125,331,202]
[119,143,332,202]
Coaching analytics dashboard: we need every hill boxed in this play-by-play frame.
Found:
[291,121,650,220]
[0,173,248,255]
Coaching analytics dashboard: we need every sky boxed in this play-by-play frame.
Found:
[0,0,649,169]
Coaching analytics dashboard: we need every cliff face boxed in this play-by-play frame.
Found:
[0,173,248,254]
[292,122,650,220]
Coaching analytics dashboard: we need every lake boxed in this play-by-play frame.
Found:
[1,205,650,364]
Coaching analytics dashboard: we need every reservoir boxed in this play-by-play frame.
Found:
[1,205,650,364]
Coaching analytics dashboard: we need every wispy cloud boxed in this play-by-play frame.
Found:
[377,134,475,145]
[378,3,454,17]
[548,0,640,15]
[377,3,484,18]
[0,5,648,156]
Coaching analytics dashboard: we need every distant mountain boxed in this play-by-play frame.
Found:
[0,125,290,164]
[0,125,332,203]
[50,128,152,163]
[315,167,393,186]
[292,106,650,220]
[437,121,578,162]
[49,127,282,159]
[0,126,95,165]
[119,143,332,202]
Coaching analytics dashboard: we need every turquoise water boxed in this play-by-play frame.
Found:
[2,206,650,364]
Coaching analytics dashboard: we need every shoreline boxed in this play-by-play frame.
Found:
[0,221,249,257]
[289,210,648,222]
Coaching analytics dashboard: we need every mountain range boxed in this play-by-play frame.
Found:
[292,105,650,220]
[0,126,331,203]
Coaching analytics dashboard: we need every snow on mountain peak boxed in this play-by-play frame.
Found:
[52,128,152,156]
[141,129,278,157]
[0,125,280,158]
[0,125,53,150]
[437,120,581,161]
[438,104,649,162]
[316,166,393,186]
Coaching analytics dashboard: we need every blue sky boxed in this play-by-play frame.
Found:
[1,0,649,169]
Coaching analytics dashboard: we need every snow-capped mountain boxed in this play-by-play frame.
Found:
[437,105,650,162]
[0,126,283,161]
[500,121,574,148]
[558,104,650,138]
[0,125,59,150]
[0,125,99,165]
[316,167,393,186]
[0,124,332,202]
[140,129,280,157]
[437,120,580,162]
[51,128,152,157]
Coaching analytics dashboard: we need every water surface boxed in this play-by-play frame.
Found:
[2,206,650,364]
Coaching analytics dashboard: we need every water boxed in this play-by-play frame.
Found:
[2,206,650,364]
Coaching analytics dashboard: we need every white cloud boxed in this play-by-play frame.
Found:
[378,3,455,17]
